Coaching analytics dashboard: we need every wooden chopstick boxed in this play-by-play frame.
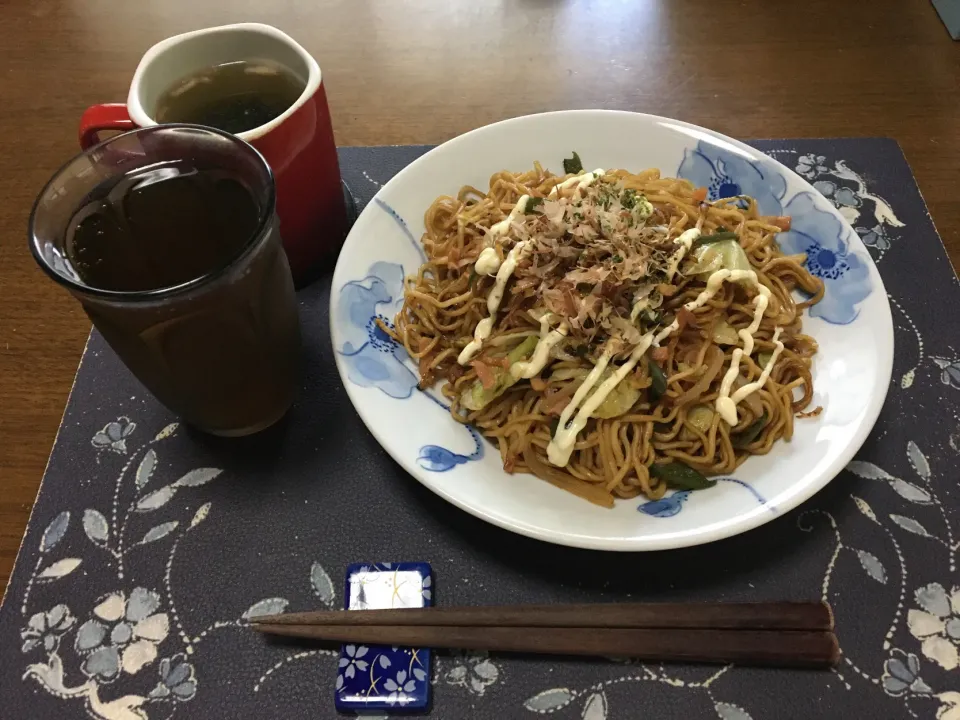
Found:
[252,624,838,668]
[250,601,833,631]
[250,602,837,668]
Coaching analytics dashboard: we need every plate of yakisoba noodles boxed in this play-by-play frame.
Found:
[331,110,892,550]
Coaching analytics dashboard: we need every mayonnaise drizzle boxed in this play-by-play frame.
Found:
[461,167,790,465]
[546,268,782,466]
[475,247,501,276]
[714,275,769,424]
[547,338,650,466]
[652,269,749,345]
[460,171,606,366]
[511,315,569,379]
[548,169,605,198]
[549,348,614,464]
[476,194,531,277]
[664,228,701,281]
[488,194,530,239]
[727,327,784,408]
[458,234,533,365]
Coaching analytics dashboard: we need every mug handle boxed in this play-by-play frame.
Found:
[79,104,136,149]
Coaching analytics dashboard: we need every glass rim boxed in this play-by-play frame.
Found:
[28,123,277,303]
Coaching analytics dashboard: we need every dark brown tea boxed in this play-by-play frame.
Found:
[61,158,300,436]
[67,161,259,291]
[155,60,305,134]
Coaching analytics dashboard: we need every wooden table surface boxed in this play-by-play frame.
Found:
[1,0,958,591]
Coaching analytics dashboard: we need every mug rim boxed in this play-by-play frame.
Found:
[28,123,278,304]
[127,23,322,142]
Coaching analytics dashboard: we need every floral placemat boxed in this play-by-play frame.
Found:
[1,140,959,720]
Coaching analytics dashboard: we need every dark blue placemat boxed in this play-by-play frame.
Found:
[2,140,959,720]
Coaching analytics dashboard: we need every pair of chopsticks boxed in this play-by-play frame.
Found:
[251,601,838,668]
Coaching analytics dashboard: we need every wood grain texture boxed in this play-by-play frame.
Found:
[252,624,840,668]
[252,601,835,630]
[1,0,958,592]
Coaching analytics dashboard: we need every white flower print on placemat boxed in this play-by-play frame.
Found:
[794,154,904,261]
[522,666,740,720]
[74,588,169,680]
[932,357,960,391]
[16,416,282,720]
[881,649,932,696]
[92,417,137,455]
[21,604,75,654]
[443,651,501,696]
[908,584,960,671]
[828,441,960,719]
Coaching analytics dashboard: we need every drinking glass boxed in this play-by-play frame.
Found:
[29,124,301,436]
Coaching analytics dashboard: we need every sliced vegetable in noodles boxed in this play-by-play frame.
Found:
[686,404,715,433]
[674,346,724,407]
[693,230,738,247]
[547,367,642,419]
[461,337,538,411]
[648,358,668,400]
[688,239,751,278]
[712,319,740,345]
[732,412,769,448]
[649,462,716,491]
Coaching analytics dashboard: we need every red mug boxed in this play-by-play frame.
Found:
[79,23,347,284]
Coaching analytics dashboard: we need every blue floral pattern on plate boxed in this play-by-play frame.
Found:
[678,142,787,213]
[337,246,484,470]
[638,491,691,517]
[336,261,418,399]
[638,478,773,517]
[374,198,426,261]
[678,140,873,325]
[418,425,484,472]
[778,192,873,324]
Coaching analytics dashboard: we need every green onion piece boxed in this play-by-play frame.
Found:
[612,254,623,263]
[648,358,667,400]
[525,197,544,214]
[694,230,739,248]
[732,411,769,448]
[649,462,716,490]
[563,151,584,175]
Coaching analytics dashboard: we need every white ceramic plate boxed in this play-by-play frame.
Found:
[330,110,893,551]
